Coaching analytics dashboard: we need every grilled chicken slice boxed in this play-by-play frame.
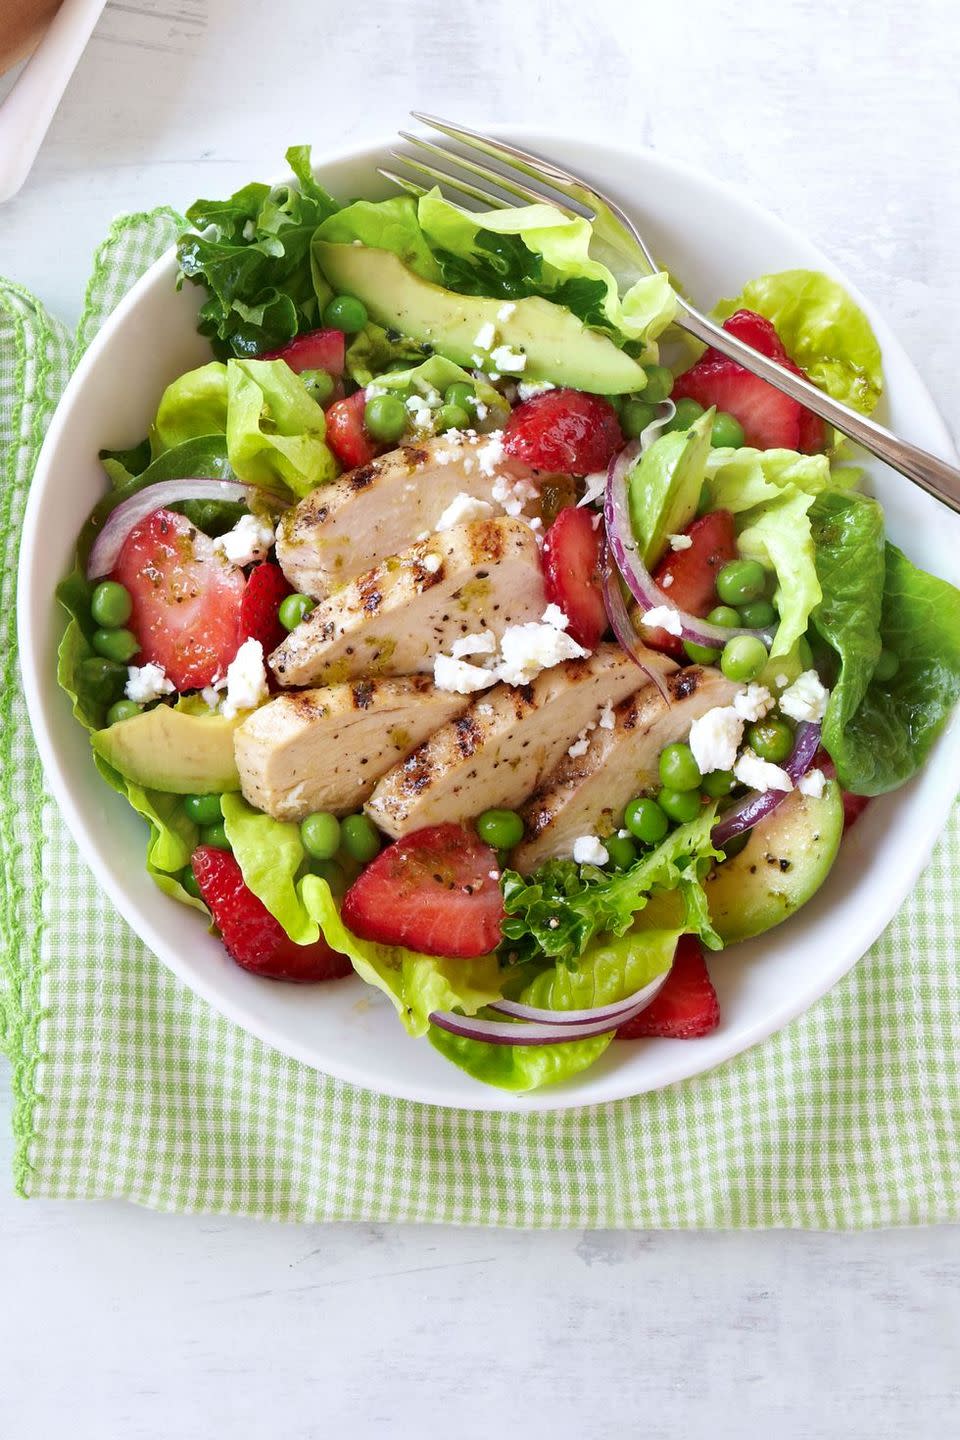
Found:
[512,666,740,873]
[276,433,536,600]
[365,644,674,839]
[270,517,546,689]
[233,677,468,821]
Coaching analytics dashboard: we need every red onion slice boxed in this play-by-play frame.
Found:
[604,445,776,652]
[489,971,668,1027]
[86,479,259,579]
[430,985,661,1046]
[600,538,670,701]
[711,720,822,848]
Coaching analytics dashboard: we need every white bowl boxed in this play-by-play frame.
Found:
[18,131,960,1111]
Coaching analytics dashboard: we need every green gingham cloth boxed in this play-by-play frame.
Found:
[2,212,959,1227]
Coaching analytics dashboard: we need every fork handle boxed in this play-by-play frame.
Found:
[678,305,960,516]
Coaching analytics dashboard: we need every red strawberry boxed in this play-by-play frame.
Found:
[191,846,352,982]
[261,327,346,375]
[709,308,789,363]
[112,508,245,690]
[325,390,379,469]
[643,508,738,657]
[542,506,607,649]
[504,388,624,475]
[239,561,293,657]
[617,935,720,1039]
[342,824,505,959]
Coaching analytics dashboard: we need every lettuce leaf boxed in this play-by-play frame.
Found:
[220,793,318,943]
[628,411,713,566]
[367,354,508,423]
[344,323,432,387]
[713,270,883,414]
[225,357,338,498]
[429,927,678,1092]
[150,362,229,456]
[313,195,442,282]
[177,144,339,359]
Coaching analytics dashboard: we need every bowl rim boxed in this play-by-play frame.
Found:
[16,126,960,1112]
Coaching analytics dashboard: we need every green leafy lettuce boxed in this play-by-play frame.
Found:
[367,354,508,424]
[150,361,228,455]
[225,357,338,497]
[810,490,960,794]
[628,410,714,566]
[713,270,883,414]
[177,144,339,359]
[313,195,442,282]
[344,323,432,387]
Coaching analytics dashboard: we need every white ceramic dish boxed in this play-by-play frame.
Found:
[18,131,960,1111]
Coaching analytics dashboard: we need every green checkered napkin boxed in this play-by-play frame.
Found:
[2,212,959,1227]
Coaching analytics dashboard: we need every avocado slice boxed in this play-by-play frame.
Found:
[315,242,648,394]
[628,410,714,567]
[92,705,242,794]
[705,781,844,945]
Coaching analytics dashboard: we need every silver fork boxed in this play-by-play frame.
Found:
[379,113,960,517]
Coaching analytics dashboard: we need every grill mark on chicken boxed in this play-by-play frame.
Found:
[453,713,483,758]
[352,681,376,710]
[670,668,701,702]
[350,463,379,492]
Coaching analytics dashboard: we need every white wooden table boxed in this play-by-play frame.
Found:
[2,2,959,1433]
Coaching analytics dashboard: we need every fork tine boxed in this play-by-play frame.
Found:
[388,149,509,210]
[410,111,596,220]
[398,130,566,214]
[376,166,427,199]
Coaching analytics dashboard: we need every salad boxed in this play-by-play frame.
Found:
[57,145,960,1092]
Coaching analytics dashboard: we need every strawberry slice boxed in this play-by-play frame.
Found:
[616,935,720,1039]
[504,389,624,475]
[708,308,789,363]
[239,561,293,657]
[643,508,737,657]
[325,390,379,469]
[191,846,352,982]
[341,824,505,959]
[112,507,246,690]
[542,506,607,649]
[261,327,346,375]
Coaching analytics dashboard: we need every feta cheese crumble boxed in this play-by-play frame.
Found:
[662,574,674,589]
[496,620,588,686]
[541,603,569,631]
[567,724,595,758]
[450,630,497,660]
[435,492,496,531]
[733,684,775,722]
[577,470,607,509]
[433,654,498,694]
[473,321,496,351]
[221,638,270,719]
[491,467,538,517]
[489,344,527,374]
[422,553,442,573]
[688,706,744,775]
[598,700,615,730]
[734,750,793,794]
[797,767,827,798]
[496,302,517,321]
[668,533,693,552]
[573,835,609,867]
[779,669,830,723]
[213,513,276,567]
[642,605,683,637]
[475,432,506,477]
[124,662,175,704]
[517,379,555,402]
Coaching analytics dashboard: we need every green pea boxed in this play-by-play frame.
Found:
[706,605,741,629]
[874,648,900,682]
[624,796,670,846]
[91,580,132,628]
[364,393,408,443]
[664,397,704,433]
[444,382,476,410]
[620,398,657,439]
[721,634,768,683]
[106,699,142,725]
[301,368,335,404]
[738,599,778,628]
[716,559,767,606]
[180,866,203,900]
[278,593,315,631]
[641,363,674,404]
[311,857,348,899]
[436,402,471,434]
[79,657,127,707]
[658,787,703,824]
[605,832,638,870]
[710,410,745,449]
[200,822,231,851]
[476,808,524,850]
[748,719,794,764]
[341,813,381,863]
[702,769,736,798]
[658,741,702,792]
[323,294,368,334]
[92,628,140,663]
[184,793,223,826]
[300,811,341,861]
[684,640,721,665]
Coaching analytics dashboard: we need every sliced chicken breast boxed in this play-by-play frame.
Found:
[365,644,675,839]
[276,433,536,599]
[234,677,468,821]
[513,666,740,873]
[270,517,546,689]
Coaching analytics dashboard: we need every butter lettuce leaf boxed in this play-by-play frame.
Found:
[150,361,228,456]
[313,195,442,283]
[220,794,318,944]
[344,323,432,387]
[225,357,338,498]
[713,270,883,414]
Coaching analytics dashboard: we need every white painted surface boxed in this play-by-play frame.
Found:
[1,0,959,1432]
